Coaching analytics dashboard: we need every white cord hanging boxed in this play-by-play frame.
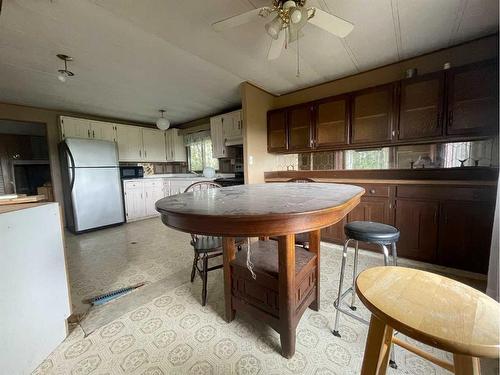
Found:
[245,237,256,279]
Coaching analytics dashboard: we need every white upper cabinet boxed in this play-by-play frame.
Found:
[210,109,242,157]
[165,128,187,162]
[90,121,116,142]
[115,124,143,161]
[210,115,226,158]
[60,116,92,139]
[142,128,167,162]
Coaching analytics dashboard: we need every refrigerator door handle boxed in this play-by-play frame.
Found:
[65,144,77,191]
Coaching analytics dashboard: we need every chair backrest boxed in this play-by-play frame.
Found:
[287,177,315,183]
[184,181,222,243]
[184,181,222,193]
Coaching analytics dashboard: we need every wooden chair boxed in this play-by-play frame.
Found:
[270,178,316,248]
[356,266,500,375]
[184,181,243,306]
[185,181,224,306]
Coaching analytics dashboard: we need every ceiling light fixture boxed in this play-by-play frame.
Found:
[57,54,74,82]
[156,110,170,130]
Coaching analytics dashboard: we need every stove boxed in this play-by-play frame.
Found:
[214,171,244,187]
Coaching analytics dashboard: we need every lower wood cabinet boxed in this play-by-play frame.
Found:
[394,199,439,263]
[438,201,494,274]
[319,182,495,274]
[124,179,166,222]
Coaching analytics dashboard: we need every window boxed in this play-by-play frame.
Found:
[344,148,390,169]
[188,138,219,172]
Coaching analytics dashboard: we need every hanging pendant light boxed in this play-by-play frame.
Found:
[56,54,74,82]
[156,110,170,130]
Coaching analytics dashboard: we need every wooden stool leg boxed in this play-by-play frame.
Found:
[223,237,236,323]
[278,234,296,358]
[308,229,321,311]
[190,252,199,282]
[361,314,394,375]
[453,354,481,375]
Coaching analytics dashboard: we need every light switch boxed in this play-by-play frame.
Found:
[248,155,254,165]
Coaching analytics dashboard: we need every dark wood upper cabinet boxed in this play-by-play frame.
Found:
[446,60,499,136]
[267,109,288,152]
[314,96,349,148]
[438,201,494,274]
[398,72,444,140]
[394,199,439,263]
[287,104,313,151]
[351,84,395,145]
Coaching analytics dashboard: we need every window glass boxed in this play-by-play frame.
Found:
[188,139,219,172]
[344,148,390,169]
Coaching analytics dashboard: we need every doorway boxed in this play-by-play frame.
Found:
[0,119,53,200]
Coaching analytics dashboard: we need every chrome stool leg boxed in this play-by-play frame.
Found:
[333,238,350,337]
[392,241,398,266]
[381,244,390,266]
[349,240,359,311]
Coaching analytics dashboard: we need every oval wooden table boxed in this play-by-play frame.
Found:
[156,183,364,358]
[356,266,500,374]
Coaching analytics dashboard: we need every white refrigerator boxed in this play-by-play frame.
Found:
[60,138,125,233]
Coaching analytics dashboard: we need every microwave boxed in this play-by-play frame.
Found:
[119,166,144,180]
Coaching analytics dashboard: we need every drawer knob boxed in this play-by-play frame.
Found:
[369,189,376,194]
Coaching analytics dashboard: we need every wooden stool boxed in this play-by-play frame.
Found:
[356,266,500,375]
[230,239,319,358]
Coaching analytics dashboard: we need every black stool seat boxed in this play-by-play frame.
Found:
[344,221,400,244]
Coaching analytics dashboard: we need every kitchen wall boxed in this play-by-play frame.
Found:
[241,34,499,182]
[0,102,155,215]
[241,82,277,184]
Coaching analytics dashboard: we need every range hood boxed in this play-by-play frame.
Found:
[225,136,243,146]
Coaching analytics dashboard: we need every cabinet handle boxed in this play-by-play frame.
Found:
[139,150,142,158]
[93,130,95,138]
[434,210,438,224]
[369,189,376,194]
[88,129,90,138]
[145,150,147,158]
[448,111,453,127]
[391,130,396,138]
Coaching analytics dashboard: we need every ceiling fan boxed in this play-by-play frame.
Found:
[212,0,354,61]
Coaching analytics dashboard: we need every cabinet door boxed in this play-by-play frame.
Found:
[210,116,226,158]
[232,110,243,138]
[351,84,395,145]
[115,124,143,161]
[267,110,288,152]
[124,182,145,221]
[142,128,167,162]
[288,105,313,151]
[394,199,438,263]
[321,217,346,244]
[447,60,499,136]
[90,121,116,142]
[315,96,349,148]
[167,129,187,162]
[60,117,91,139]
[144,180,164,217]
[398,72,444,140]
[438,201,494,273]
[221,113,236,139]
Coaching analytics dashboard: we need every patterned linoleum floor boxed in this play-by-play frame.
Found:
[33,218,495,375]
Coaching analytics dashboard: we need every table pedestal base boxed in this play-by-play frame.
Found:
[223,231,321,358]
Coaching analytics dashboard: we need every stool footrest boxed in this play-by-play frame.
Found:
[392,337,454,372]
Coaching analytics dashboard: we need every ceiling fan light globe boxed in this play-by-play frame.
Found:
[290,8,302,24]
[57,71,67,82]
[156,117,170,130]
[283,1,296,10]
[265,16,283,39]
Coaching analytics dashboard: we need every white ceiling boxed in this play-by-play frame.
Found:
[0,0,497,125]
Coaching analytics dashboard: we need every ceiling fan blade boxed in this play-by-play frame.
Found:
[307,8,354,38]
[268,30,285,60]
[212,7,273,31]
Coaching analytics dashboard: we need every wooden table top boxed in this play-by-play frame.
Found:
[356,266,500,358]
[156,183,364,237]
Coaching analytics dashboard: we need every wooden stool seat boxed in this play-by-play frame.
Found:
[356,266,500,374]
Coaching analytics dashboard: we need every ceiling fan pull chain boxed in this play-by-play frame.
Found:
[296,31,300,77]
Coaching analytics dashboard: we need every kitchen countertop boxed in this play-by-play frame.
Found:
[137,173,235,180]
[265,177,498,186]
[0,202,51,215]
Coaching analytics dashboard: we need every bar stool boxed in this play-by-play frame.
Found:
[333,221,400,365]
[356,266,500,375]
